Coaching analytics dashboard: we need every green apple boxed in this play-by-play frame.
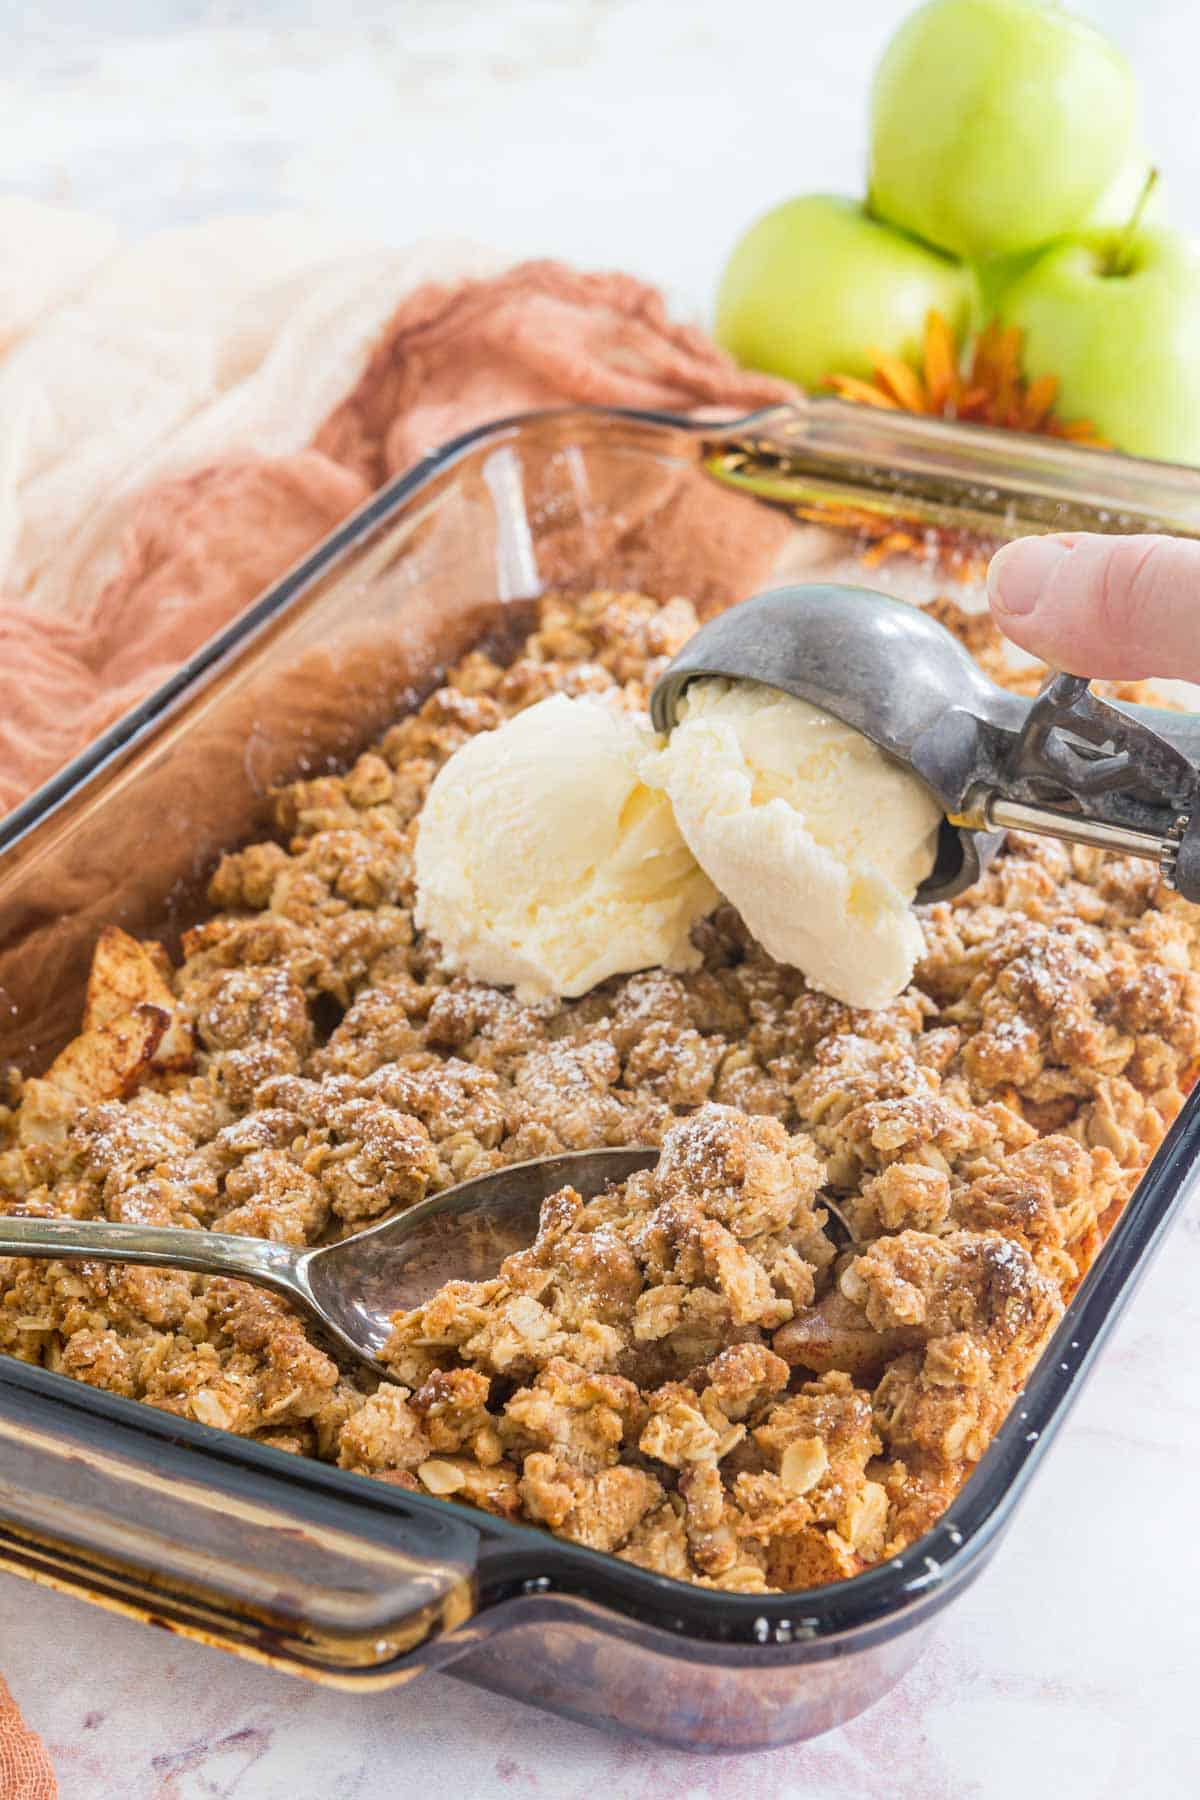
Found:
[1086,149,1167,229]
[976,157,1166,322]
[869,0,1137,261]
[714,194,975,388]
[973,249,1042,321]
[997,225,1200,463]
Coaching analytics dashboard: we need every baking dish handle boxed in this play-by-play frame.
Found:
[707,397,1200,538]
[0,1359,486,1685]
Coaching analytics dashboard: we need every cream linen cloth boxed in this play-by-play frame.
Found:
[0,199,500,613]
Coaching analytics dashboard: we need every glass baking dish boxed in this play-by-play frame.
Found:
[2,401,1199,1753]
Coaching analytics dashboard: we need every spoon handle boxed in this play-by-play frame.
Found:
[0,1214,306,1304]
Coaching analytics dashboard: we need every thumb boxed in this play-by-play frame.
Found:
[987,532,1200,682]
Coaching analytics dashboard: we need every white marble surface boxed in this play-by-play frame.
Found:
[4,0,1199,316]
[3,2,1200,1795]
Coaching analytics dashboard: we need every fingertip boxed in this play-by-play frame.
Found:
[987,535,1072,620]
[986,532,1200,681]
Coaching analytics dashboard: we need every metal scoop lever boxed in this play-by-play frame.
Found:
[649,583,1200,904]
[0,1147,658,1381]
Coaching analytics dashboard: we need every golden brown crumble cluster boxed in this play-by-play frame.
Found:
[2,587,1198,1593]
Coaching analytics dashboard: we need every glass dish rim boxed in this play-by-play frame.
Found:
[2,398,1198,1654]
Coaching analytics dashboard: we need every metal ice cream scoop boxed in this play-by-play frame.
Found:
[0,1148,657,1380]
[649,583,1200,905]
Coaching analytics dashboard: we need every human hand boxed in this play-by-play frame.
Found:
[987,532,1200,682]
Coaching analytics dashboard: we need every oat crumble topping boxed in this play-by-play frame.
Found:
[1,586,1196,1593]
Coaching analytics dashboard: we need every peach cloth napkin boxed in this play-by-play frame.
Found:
[0,1676,56,1800]
[0,258,790,815]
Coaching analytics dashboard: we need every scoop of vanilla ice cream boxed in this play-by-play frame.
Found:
[647,680,942,1008]
[414,692,718,1000]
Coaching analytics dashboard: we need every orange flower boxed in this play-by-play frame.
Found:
[825,312,1110,447]
[790,504,991,579]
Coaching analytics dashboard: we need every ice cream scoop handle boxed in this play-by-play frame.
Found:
[1119,702,1200,766]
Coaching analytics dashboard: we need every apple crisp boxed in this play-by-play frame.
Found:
[1,586,1197,1593]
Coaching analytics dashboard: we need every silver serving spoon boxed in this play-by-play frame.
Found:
[650,582,1200,904]
[0,1148,657,1381]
